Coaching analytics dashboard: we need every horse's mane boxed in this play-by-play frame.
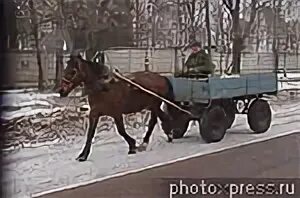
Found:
[79,56,108,77]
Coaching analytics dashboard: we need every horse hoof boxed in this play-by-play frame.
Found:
[167,136,173,143]
[76,156,87,162]
[167,133,173,143]
[137,143,148,152]
[128,149,137,155]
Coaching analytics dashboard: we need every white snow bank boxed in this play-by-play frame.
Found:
[1,92,60,107]
[1,107,65,120]
[0,88,38,94]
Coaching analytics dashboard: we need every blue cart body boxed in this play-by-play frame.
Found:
[166,72,277,102]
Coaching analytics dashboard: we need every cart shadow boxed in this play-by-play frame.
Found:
[174,134,207,144]
[226,129,253,135]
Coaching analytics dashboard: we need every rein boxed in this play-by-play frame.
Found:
[112,69,193,116]
[61,77,74,90]
[62,77,72,84]
[61,68,80,88]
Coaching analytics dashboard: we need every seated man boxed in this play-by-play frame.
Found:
[184,42,216,77]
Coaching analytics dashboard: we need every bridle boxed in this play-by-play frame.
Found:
[61,67,80,90]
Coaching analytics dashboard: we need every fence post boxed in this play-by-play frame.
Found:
[144,51,150,71]
[174,48,178,74]
[128,49,131,73]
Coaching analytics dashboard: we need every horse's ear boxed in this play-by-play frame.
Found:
[76,57,87,76]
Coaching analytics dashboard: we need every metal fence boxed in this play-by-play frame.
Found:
[3,48,300,88]
[105,48,300,75]
[4,50,56,88]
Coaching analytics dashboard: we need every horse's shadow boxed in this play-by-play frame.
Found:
[173,131,207,144]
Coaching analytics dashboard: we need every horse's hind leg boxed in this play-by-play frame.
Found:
[76,113,100,162]
[114,116,137,154]
[138,110,158,152]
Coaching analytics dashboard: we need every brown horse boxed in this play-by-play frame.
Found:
[57,55,175,161]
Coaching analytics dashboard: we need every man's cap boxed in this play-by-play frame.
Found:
[190,41,202,48]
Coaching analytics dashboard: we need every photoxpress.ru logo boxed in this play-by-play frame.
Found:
[169,179,296,198]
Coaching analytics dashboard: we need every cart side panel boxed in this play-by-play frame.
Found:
[166,76,194,102]
[191,80,210,100]
[208,77,247,99]
[246,73,277,95]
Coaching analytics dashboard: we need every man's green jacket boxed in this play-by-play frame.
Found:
[185,50,216,75]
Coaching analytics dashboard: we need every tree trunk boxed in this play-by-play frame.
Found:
[135,0,140,46]
[216,5,222,73]
[35,30,44,90]
[55,49,63,88]
[296,23,299,70]
[205,0,211,56]
[55,0,65,88]
[231,0,241,74]
[256,11,261,52]
[272,0,278,71]
[29,0,44,90]
[151,13,156,47]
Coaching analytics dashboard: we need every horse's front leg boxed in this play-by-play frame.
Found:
[138,110,158,152]
[76,112,100,162]
[157,109,174,143]
[114,116,137,154]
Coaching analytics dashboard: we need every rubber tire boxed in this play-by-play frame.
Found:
[247,99,272,133]
[221,99,236,129]
[200,105,227,143]
[225,109,235,129]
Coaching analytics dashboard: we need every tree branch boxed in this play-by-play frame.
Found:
[242,0,258,40]
[222,0,233,13]
[256,0,270,9]
[137,2,146,17]
[195,3,206,18]
[186,1,193,19]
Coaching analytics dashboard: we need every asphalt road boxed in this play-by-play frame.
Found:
[38,133,300,198]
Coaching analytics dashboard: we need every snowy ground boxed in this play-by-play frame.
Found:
[2,75,300,198]
[2,94,300,198]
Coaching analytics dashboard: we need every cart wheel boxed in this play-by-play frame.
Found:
[200,105,227,143]
[247,99,272,133]
[221,99,236,129]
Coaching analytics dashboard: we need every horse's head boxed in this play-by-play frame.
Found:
[57,55,87,97]
[160,105,192,141]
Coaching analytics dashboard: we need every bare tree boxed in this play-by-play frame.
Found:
[130,0,146,46]
[180,0,205,43]
[272,0,282,71]
[55,0,65,86]
[218,1,233,72]
[223,0,271,74]
[208,1,219,49]
[80,0,134,59]
[28,0,44,90]
[204,0,211,56]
